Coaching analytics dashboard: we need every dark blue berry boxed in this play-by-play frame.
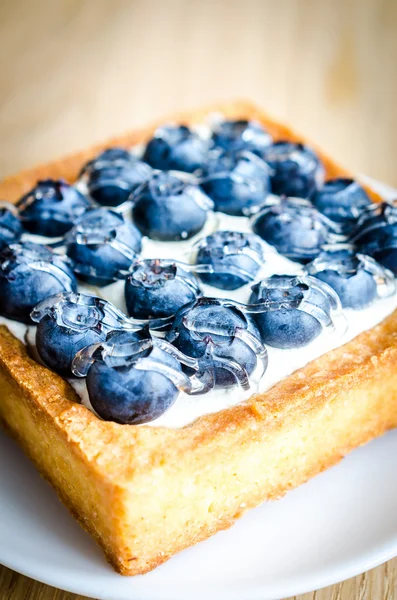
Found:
[306,248,394,310]
[312,178,371,232]
[352,203,397,274]
[167,297,261,388]
[306,248,379,309]
[0,206,23,250]
[370,245,397,274]
[80,148,152,207]
[200,150,270,216]
[0,242,77,323]
[65,208,142,286]
[125,259,200,319]
[249,274,332,349]
[252,198,332,263]
[85,329,182,424]
[17,179,91,237]
[143,125,209,173]
[212,119,272,154]
[87,161,153,207]
[131,171,213,241]
[32,291,136,376]
[80,147,133,175]
[262,141,324,199]
[35,315,105,377]
[195,230,264,290]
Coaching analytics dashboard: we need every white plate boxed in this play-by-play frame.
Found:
[1,429,397,600]
[1,177,397,600]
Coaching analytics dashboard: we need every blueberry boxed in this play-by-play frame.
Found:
[195,230,264,290]
[125,259,200,320]
[370,245,397,274]
[143,125,209,173]
[65,208,142,286]
[352,203,397,274]
[80,147,153,207]
[249,274,332,348]
[262,141,324,199]
[212,119,272,154]
[312,178,371,232]
[85,329,182,424]
[80,147,133,176]
[17,179,91,237]
[306,248,378,309]
[33,292,147,376]
[36,314,106,377]
[200,150,270,216]
[131,171,213,241]
[87,161,153,208]
[167,297,261,388]
[36,314,103,376]
[252,198,332,262]
[0,206,23,250]
[0,242,77,323]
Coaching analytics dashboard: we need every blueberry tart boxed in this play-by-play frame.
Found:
[0,102,395,580]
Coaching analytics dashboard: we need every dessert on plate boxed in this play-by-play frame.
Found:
[0,100,397,576]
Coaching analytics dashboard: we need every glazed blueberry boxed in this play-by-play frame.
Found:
[80,146,152,207]
[125,259,200,320]
[195,230,264,290]
[252,198,332,263]
[262,141,324,199]
[80,147,133,175]
[305,248,378,309]
[32,292,138,376]
[87,161,153,207]
[143,125,209,173]
[0,242,77,323]
[312,178,371,231]
[65,208,142,286]
[17,179,91,237]
[84,329,182,424]
[131,171,213,241]
[212,119,272,155]
[352,203,397,274]
[167,297,261,388]
[34,303,109,377]
[0,206,23,250]
[249,275,332,349]
[200,150,270,216]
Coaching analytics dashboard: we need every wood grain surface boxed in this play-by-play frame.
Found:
[0,0,396,598]
[0,559,397,599]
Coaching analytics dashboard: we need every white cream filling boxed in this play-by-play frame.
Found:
[1,119,396,428]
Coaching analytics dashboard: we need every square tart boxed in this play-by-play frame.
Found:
[0,100,396,575]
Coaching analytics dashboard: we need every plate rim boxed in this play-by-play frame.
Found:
[1,525,397,600]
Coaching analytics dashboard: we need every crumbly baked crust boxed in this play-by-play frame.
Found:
[0,100,395,576]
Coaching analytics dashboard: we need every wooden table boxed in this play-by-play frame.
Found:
[0,0,396,598]
[1,560,397,600]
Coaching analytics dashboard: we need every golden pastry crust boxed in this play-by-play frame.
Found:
[0,100,395,576]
